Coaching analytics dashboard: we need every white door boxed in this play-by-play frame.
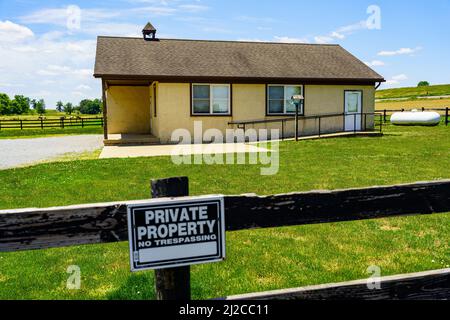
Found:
[344,91,362,131]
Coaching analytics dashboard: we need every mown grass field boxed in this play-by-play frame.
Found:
[375,98,450,112]
[376,84,450,100]
[0,124,449,300]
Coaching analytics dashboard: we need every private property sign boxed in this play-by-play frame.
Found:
[127,196,225,271]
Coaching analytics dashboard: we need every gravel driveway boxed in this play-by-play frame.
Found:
[0,135,103,170]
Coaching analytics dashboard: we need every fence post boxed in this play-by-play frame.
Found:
[40,118,43,129]
[81,118,84,128]
[379,114,383,133]
[20,120,23,130]
[446,107,449,126]
[151,177,190,300]
[383,109,387,123]
[295,104,299,141]
[318,117,321,137]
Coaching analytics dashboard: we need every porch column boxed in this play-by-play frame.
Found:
[102,79,108,140]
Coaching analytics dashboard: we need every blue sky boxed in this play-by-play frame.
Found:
[1,0,449,108]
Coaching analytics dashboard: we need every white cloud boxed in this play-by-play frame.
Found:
[178,4,209,13]
[364,60,385,67]
[314,20,368,44]
[20,7,120,27]
[237,36,309,44]
[314,36,334,44]
[274,36,308,44]
[378,47,422,56]
[71,91,85,97]
[392,74,408,81]
[76,84,92,91]
[237,38,265,42]
[82,23,143,37]
[385,74,408,85]
[0,26,99,107]
[129,6,177,16]
[0,20,34,43]
[201,26,232,34]
[235,16,276,23]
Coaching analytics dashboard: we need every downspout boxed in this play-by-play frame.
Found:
[375,82,382,90]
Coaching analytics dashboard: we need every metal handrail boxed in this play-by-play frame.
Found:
[228,112,383,140]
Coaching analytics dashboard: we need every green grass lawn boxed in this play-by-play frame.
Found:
[0,127,103,139]
[0,124,449,299]
[376,83,450,100]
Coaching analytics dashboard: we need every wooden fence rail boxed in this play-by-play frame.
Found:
[222,268,450,300]
[1,179,450,252]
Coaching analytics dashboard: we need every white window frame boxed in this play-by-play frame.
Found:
[192,84,231,115]
[267,84,304,115]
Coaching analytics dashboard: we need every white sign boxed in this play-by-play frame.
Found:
[127,196,225,271]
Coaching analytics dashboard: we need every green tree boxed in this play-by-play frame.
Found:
[64,102,74,115]
[417,81,430,87]
[10,95,31,114]
[31,99,46,115]
[78,98,102,114]
[0,93,11,115]
[56,101,64,113]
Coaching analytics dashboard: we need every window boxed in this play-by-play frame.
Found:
[192,84,231,115]
[267,85,304,115]
[345,91,360,113]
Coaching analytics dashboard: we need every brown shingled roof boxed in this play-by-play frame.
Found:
[94,37,384,83]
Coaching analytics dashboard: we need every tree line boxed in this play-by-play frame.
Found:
[0,93,102,116]
[56,99,102,115]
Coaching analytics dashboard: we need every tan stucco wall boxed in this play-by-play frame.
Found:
[154,83,233,143]
[156,83,375,142]
[107,86,150,134]
[302,85,376,134]
[108,83,375,142]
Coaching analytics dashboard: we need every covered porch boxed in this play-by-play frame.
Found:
[101,79,158,146]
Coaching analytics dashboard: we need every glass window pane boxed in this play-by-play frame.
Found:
[346,93,359,113]
[286,100,297,113]
[193,85,210,99]
[268,86,284,100]
[212,86,229,99]
[285,86,301,99]
[193,99,210,113]
[268,100,283,114]
[212,99,229,113]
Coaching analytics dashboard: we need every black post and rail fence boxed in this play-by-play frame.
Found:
[0,177,449,300]
[0,117,104,130]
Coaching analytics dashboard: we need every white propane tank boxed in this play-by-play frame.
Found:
[390,109,441,126]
